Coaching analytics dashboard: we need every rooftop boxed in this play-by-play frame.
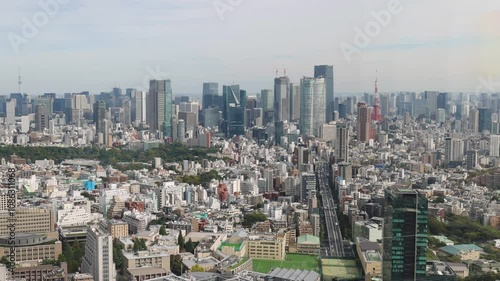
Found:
[439,244,483,255]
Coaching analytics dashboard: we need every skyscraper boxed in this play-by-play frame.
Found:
[357,102,372,143]
[202,82,219,109]
[314,65,334,122]
[260,89,273,111]
[444,137,464,167]
[223,85,245,137]
[81,225,114,281]
[290,83,301,120]
[478,107,492,133]
[383,187,428,281]
[299,77,326,136]
[132,90,147,126]
[148,79,173,137]
[274,76,290,122]
[35,104,48,131]
[335,123,349,163]
[300,77,314,136]
[312,77,326,136]
[94,100,107,136]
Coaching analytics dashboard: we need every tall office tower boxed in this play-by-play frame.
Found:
[372,78,382,121]
[314,65,334,122]
[122,99,131,126]
[222,85,245,137]
[177,119,186,142]
[423,91,439,115]
[71,93,91,123]
[436,108,446,123]
[132,91,147,126]
[444,137,464,167]
[202,82,219,109]
[480,93,489,108]
[357,102,372,143]
[0,95,6,117]
[335,123,349,163]
[478,107,492,133]
[35,104,48,131]
[204,106,220,129]
[383,187,428,281]
[94,101,107,136]
[380,93,390,117]
[490,135,500,157]
[290,83,301,120]
[299,77,326,136]
[5,99,16,125]
[312,77,326,136]
[437,92,448,110]
[81,225,114,281]
[469,108,479,132]
[274,76,290,122]
[260,89,274,111]
[148,79,173,137]
[300,77,314,136]
[33,97,53,115]
[466,150,478,170]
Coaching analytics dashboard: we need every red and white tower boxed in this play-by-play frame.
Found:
[372,75,382,122]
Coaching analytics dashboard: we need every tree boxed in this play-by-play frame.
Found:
[434,196,445,203]
[185,238,194,254]
[159,225,167,236]
[0,256,9,265]
[191,264,205,272]
[170,254,185,276]
[178,231,185,250]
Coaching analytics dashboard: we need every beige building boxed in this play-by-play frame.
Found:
[107,220,129,239]
[246,234,286,260]
[356,238,382,281]
[0,233,62,263]
[0,207,55,236]
[439,244,483,261]
[12,262,68,281]
[123,249,170,280]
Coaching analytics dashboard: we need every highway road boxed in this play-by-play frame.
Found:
[316,161,346,258]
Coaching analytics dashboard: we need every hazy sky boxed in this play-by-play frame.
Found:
[1,0,500,96]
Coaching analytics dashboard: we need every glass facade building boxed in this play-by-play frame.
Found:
[148,79,173,137]
[383,187,428,281]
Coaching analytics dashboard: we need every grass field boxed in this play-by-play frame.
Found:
[252,254,320,274]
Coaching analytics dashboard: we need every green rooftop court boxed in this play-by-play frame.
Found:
[321,258,362,281]
[253,254,320,274]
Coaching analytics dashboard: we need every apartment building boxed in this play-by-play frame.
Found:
[0,206,55,235]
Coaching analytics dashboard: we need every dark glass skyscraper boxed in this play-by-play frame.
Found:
[148,79,173,137]
[478,107,492,133]
[383,187,428,281]
[202,82,219,109]
[314,65,334,122]
[222,85,245,137]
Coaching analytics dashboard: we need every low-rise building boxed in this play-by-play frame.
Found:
[439,244,483,261]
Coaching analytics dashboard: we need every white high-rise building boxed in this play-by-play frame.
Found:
[490,135,500,157]
[444,137,464,166]
[132,90,147,126]
[300,77,326,136]
[312,77,326,136]
[81,225,114,281]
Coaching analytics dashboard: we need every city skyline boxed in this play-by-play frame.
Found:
[1,1,500,95]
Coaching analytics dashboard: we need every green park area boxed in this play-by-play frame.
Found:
[252,254,320,274]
